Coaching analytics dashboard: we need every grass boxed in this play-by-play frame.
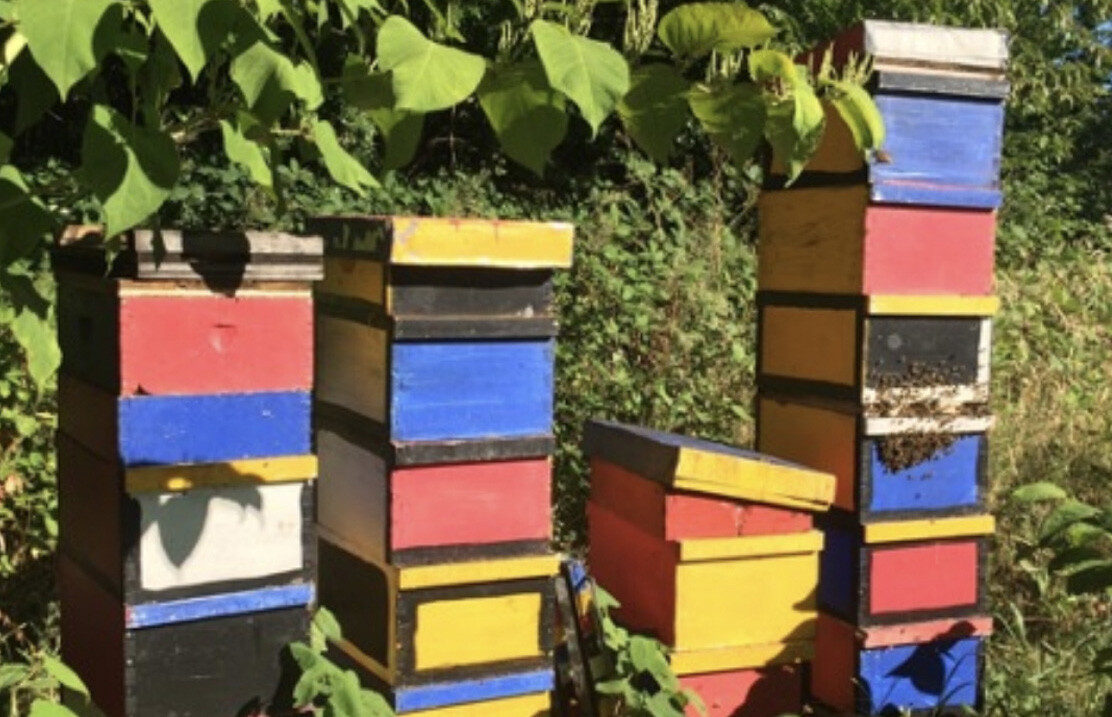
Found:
[984,249,1112,716]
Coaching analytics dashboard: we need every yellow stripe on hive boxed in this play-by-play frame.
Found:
[674,554,818,650]
[673,449,836,511]
[414,593,543,670]
[318,256,386,305]
[407,692,551,717]
[397,554,559,590]
[125,455,317,493]
[863,514,996,544]
[390,217,574,268]
[669,640,814,675]
[676,530,825,562]
[867,295,1000,316]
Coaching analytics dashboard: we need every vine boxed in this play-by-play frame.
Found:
[0,0,883,386]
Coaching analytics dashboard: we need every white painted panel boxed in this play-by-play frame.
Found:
[865,21,1008,69]
[138,482,304,591]
[316,429,388,563]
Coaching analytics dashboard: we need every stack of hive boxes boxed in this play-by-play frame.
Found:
[54,229,322,716]
[755,21,1007,716]
[310,216,573,716]
[583,420,836,716]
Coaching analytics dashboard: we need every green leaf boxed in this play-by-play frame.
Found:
[826,80,885,151]
[0,663,30,691]
[1012,482,1069,503]
[28,701,81,717]
[376,15,485,113]
[342,62,424,170]
[1040,500,1103,545]
[478,60,568,176]
[9,52,59,134]
[16,0,117,99]
[292,661,332,707]
[657,2,775,60]
[531,20,629,137]
[1048,545,1111,574]
[81,104,180,237]
[0,166,56,266]
[748,48,797,86]
[688,83,766,165]
[312,606,344,643]
[220,120,273,190]
[10,303,60,388]
[41,656,89,699]
[231,40,323,117]
[254,0,282,21]
[1064,562,1112,595]
[310,119,378,194]
[764,84,826,183]
[617,63,690,163]
[290,642,324,671]
[147,0,235,82]
[594,585,621,610]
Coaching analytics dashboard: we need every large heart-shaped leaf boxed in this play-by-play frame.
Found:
[478,60,568,176]
[688,83,766,165]
[658,2,775,61]
[81,104,180,236]
[376,15,485,113]
[342,61,425,170]
[531,19,629,136]
[0,166,54,266]
[230,40,323,118]
[16,0,118,99]
[617,63,690,163]
[147,0,235,82]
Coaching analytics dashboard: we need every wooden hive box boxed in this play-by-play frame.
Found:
[816,513,994,627]
[59,552,310,717]
[316,419,550,566]
[588,501,823,670]
[311,215,570,446]
[58,432,315,608]
[771,21,1009,210]
[812,613,992,716]
[758,186,996,296]
[757,293,996,409]
[757,395,991,519]
[583,420,836,514]
[317,533,557,698]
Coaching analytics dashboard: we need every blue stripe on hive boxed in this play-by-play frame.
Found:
[866,434,983,515]
[391,340,554,441]
[870,94,1004,209]
[119,391,311,465]
[857,635,982,713]
[125,583,314,628]
[394,668,555,712]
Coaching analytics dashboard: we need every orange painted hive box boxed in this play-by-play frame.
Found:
[583,421,835,673]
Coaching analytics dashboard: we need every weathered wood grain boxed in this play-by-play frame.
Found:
[756,395,989,518]
[757,293,993,407]
[582,420,835,512]
[59,553,310,717]
[54,227,324,282]
[316,428,551,565]
[758,186,997,296]
[310,215,574,268]
[812,613,988,716]
[58,432,315,603]
[587,501,820,655]
[317,536,556,687]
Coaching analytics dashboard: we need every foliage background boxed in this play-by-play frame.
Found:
[2,0,1111,715]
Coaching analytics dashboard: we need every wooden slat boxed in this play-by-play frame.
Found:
[125,455,317,492]
[669,641,813,675]
[676,530,824,562]
[863,515,996,543]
